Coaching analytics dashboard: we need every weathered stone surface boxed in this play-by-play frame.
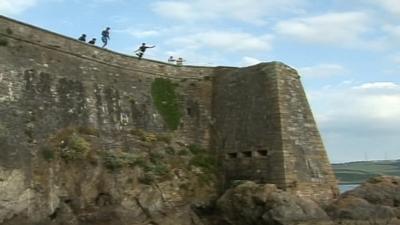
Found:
[326,176,400,221]
[216,181,331,225]
[0,15,341,225]
[0,131,216,225]
[0,15,338,203]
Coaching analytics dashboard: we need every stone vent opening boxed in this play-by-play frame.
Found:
[242,151,252,158]
[256,150,268,157]
[187,107,192,116]
[227,152,238,159]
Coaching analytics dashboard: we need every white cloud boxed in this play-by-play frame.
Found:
[370,0,400,16]
[169,31,273,53]
[299,64,347,78]
[0,0,38,14]
[151,0,306,24]
[353,82,400,90]
[310,82,400,161]
[311,82,400,136]
[240,56,262,67]
[275,12,382,48]
[114,28,160,38]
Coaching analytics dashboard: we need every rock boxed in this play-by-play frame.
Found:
[217,181,331,225]
[326,176,400,221]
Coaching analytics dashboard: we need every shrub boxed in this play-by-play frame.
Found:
[102,151,149,171]
[60,133,90,161]
[188,144,202,154]
[151,78,182,130]
[77,126,99,136]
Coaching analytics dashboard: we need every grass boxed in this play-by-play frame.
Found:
[151,78,182,130]
[332,160,400,184]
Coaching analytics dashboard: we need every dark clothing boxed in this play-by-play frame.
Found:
[135,44,155,59]
[88,39,96,44]
[101,29,110,47]
[78,35,86,42]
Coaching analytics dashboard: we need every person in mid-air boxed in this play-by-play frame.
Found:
[78,34,86,42]
[135,43,155,59]
[101,27,110,48]
[88,38,96,45]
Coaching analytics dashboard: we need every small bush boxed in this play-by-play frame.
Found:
[165,146,175,155]
[157,133,172,143]
[60,133,90,161]
[190,153,216,173]
[102,151,149,171]
[103,151,126,170]
[78,126,99,136]
[188,144,202,154]
[149,163,169,177]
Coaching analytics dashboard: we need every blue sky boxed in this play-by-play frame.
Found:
[1,0,400,162]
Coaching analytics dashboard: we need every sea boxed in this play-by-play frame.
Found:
[338,184,359,193]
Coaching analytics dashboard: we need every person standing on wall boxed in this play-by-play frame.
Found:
[101,27,111,48]
[176,57,185,66]
[135,43,155,59]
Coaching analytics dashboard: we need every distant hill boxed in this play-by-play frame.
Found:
[332,160,400,184]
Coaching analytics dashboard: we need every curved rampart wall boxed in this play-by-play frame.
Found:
[0,16,216,171]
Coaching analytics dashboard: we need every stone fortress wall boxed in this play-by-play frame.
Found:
[0,15,338,203]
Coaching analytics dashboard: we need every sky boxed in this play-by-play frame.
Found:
[1,0,400,163]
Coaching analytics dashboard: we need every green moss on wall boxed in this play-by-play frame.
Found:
[151,78,182,130]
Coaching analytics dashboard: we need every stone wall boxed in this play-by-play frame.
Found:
[0,15,338,203]
[211,64,286,189]
[0,15,214,150]
[211,63,339,202]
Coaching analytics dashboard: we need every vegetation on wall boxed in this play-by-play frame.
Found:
[151,78,182,130]
[48,127,92,162]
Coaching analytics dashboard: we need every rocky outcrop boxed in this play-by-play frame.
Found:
[0,128,217,225]
[326,176,400,224]
[216,181,331,225]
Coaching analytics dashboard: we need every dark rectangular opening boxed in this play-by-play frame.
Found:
[257,150,268,157]
[227,152,238,159]
[242,151,252,158]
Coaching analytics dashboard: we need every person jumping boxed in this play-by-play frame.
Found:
[101,27,110,48]
[135,43,155,59]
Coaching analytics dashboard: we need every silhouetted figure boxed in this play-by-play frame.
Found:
[168,56,175,63]
[88,38,96,45]
[101,27,110,48]
[135,43,155,59]
[176,57,185,66]
[78,34,86,42]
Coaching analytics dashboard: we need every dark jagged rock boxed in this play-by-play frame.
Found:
[326,176,400,223]
[216,181,332,225]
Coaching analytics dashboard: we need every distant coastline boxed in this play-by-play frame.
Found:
[332,159,400,184]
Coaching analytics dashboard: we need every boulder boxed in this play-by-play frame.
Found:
[217,181,331,225]
[326,176,400,221]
